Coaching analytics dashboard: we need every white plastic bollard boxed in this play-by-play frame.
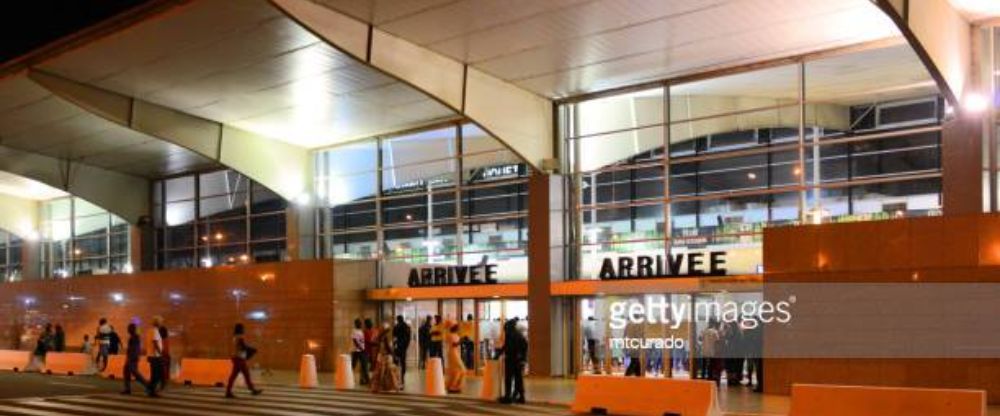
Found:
[334,354,355,390]
[299,354,318,389]
[480,359,501,399]
[424,357,446,396]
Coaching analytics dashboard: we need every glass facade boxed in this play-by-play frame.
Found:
[315,123,529,286]
[40,197,130,278]
[153,169,288,269]
[0,230,23,282]
[562,44,943,278]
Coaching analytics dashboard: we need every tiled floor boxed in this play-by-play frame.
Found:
[256,369,1000,415]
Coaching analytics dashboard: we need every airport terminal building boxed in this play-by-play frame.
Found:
[1,0,1000,403]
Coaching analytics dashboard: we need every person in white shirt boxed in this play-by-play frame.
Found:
[351,318,369,385]
[147,316,164,390]
[699,320,721,384]
[96,318,112,370]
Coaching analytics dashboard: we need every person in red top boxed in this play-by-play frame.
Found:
[363,319,379,364]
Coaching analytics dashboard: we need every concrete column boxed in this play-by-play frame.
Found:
[21,240,40,280]
[942,112,984,215]
[286,204,316,261]
[527,173,552,376]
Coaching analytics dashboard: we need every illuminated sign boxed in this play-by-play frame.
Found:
[408,264,499,287]
[469,163,524,183]
[598,251,727,280]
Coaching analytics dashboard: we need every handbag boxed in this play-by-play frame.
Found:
[245,345,258,360]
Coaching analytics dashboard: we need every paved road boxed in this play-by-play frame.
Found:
[0,372,121,399]
[0,373,570,416]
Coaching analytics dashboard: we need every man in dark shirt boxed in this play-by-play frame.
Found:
[122,323,156,397]
[392,315,412,385]
[418,317,431,369]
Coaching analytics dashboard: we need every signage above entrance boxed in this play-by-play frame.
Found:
[408,264,499,287]
[598,252,727,280]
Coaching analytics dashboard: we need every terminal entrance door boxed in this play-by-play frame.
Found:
[389,298,528,376]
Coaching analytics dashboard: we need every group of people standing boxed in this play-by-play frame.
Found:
[352,314,528,404]
[695,319,763,392]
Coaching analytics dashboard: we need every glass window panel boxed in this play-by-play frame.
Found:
[382,127,457,192]
[199,193,248,219]
[576,87,664,137]
[382,195,427,225]
[73,236,108,259]
[74,198,105,217]
[165,176,195,202]
[251,183,287,214]
[581,205,663,245]
[250,213,286,241]
[671,65,798,123]
[317,140,378,205]
[331,201,377,229]
[849,178,941,220]
[573,126,664,173]
[46,198,72,220]
[203,218,248,244]
[251,240,286,263]
[74,214,108,238]
[328,232,377,260]
[165,225,195,249]
[73,257,108,276]
[462,124,523,181]
[199,170,248,197]
[110,233,129,256]
[384,226,431,263]
[164,250,195,269]
[462,182,527,218]
[201,243,249,267]
[165,201,196,226]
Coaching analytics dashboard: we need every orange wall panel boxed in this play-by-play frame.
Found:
[0,260,335,371]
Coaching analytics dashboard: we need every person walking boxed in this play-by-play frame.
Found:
[392,315,411,386]
[429,315,444,359]
[700,320,722,385]
[363,319,378,383]
[495,319,527,404]
[623,320,643,377]
[444,324,466,393]
[147,317,164,392]
[121,323,156,397]
[157,325,171,391]
[583,316,601,374]
[225,323,262,398]
[460,314,475,369]
[417,316,431,369]
[95,318,112,370]
[53,325,65,352]
[31,323,53,371]
[351,319,369,385]
[108,326,121,355]
[371,322,400,393]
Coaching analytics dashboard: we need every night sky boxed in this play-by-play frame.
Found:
[2,0,153,64]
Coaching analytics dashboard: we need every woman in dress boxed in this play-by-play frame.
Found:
[445,324,466,393]
[370,322,400,393]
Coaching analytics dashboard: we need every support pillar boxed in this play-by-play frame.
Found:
[527,173,552,376]
[942,112,984,216]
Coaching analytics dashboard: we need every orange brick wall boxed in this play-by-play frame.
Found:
[763,214,1000,403]
[0,260,335,371]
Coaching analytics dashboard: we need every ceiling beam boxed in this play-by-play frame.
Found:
[28,69,311,203]
[874,0,970,108]
[270,0,554,172]
[0,145,148,223]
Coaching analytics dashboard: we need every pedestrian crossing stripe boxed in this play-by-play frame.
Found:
[0,385,571,416]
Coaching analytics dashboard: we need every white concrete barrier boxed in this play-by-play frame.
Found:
[334,354,354,390]
[424,357,446,396]
[299,354,318,389]
[480,359,501,399]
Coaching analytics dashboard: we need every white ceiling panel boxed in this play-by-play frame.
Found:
[34,0,457,149]
[0,171,67,200]
[319,0,902,98]
[0,74,218,178]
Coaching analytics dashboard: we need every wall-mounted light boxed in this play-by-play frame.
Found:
[168,292,184,301]
[110,292,125,303]
[201,258,214,268]
[246,310,268,321]
[963,92,989,114]
[122,263,134,274]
